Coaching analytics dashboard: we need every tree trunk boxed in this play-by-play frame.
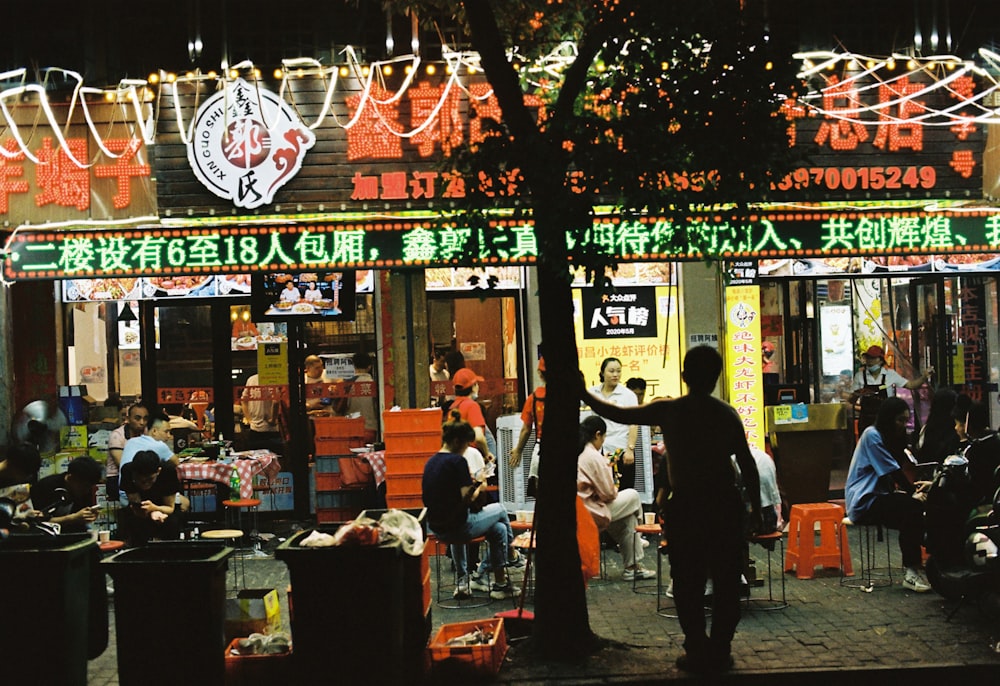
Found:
[530,207,595,659]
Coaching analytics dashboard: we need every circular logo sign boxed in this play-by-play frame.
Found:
[187,78,315,209]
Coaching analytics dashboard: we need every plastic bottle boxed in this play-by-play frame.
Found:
[229,466,241,501]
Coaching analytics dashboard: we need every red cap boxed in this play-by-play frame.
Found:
[452,368,484,390]
[863,345,885,359]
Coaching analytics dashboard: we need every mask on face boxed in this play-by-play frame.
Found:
[867,364,882,375]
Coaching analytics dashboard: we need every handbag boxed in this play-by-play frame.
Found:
[340,454,374,488]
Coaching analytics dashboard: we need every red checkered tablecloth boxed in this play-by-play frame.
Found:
[176,451,281,499]
[364,451,387,487]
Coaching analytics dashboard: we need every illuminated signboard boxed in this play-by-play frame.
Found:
[775,62,984,200]
[8,210,1000,281]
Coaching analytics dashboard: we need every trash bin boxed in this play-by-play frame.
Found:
[275,521,424,684]
[0,532,106,686]
[103,541,233,686]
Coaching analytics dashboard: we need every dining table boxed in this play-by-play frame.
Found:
[176,449,281,500]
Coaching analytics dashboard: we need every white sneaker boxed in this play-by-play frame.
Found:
[453,575,471,600]
[903,568,931,593]
[469,575,491,593]
[640,537,650,548]
[623,567,657,581]
[665,580,674,598]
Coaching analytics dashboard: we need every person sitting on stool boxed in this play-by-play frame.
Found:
[119,451,182,546]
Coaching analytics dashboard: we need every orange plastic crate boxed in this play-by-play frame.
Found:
[386,494,425,509]
[224,639,292,686]
[316,506,362,523]
[383,432,441,454]
[312,416,365,439]
[427,618,508,677]
[383,451,429,475]
[314,436,365,456]
[383,409,442,435]
[314,472,342,491]
[386,473,423,497]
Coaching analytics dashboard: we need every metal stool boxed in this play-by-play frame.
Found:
[747,531,788,610]
[222,498,262,554]
[182,479,217,517]
[840,517,894,590]
[201,528,245,595]
[633,523,662,594]
[251,475,277,512]
[431,534,491,609]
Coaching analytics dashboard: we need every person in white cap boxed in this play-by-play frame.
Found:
[849,344,932,434]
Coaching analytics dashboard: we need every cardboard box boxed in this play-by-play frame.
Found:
[88,427,112,461]
[224,589,282,643]
[60,425,88,450]
[52,450,88,475]
[58,386,95,425]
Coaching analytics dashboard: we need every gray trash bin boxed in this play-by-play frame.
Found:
[1,532,103,686]
[275,520,426,684]
[103,541,233,686]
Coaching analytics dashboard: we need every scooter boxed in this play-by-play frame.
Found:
[923,456,1000,615]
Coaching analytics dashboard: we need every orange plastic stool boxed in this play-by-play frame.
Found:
[784,502,853,579]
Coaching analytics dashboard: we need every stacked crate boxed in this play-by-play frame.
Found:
[312,416,368,523]
[382,409,442,509]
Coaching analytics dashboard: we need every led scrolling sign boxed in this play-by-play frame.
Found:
[8,211,1000,280]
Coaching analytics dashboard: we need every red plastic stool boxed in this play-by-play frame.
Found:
[222,498,262,554]
[784,502,852,580]
[431,534,491,609]
[633,523,662,594]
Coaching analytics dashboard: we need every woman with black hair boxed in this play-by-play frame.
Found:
[845,397,932,592]
[914,388,960,463]
[422,411,516,601]
[576,414,654,582]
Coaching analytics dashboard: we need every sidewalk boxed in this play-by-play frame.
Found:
[88,523,1000,684]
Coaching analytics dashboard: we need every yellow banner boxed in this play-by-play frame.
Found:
[724,285,764,452]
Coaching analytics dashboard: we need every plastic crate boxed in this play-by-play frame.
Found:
[316,507,362,523]
[224,638,292,686]
[314,436,365,456]
[427,618,508,678]
[386,494,425,509]
[386,474,423,497]
[312,416,365,440]
[383,452,429,476]
[314,472,342,491]
[383,432,441,455]
[383,409,442,435]
[315,456,340,473]
[316,490,367,509]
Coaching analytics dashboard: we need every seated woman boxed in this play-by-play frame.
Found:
[577,415,656,582]
[423,411,516,601]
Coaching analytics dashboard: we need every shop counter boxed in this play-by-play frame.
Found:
[766,403,852,506]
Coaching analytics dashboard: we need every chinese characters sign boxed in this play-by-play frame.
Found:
[11,210,1000,281]
[725,285,764,452]
[955,281,989,400]
[775,66,983,200]
[187,79,315,209]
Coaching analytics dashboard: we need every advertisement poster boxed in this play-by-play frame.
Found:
[820,304,854,377]
[573,286,682,400]
[724,285,764,452]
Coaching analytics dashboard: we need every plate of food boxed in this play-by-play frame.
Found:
[312,298,334,309]
[146,275,215,297]
[234,335,256,350]
[219,274,252,295]
[291,303,314,315]
[272,301,294,310]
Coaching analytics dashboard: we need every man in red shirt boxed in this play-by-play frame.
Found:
[449,368,494,463]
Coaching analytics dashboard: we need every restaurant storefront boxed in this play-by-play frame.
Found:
[5,49,1000,519]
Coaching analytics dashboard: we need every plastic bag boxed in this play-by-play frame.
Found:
[376,509,426,556]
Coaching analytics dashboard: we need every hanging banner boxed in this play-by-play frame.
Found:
[724,285,765,452]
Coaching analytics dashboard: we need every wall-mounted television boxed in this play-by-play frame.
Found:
[252,271,356,321]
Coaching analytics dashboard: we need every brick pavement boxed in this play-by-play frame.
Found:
[87,525,1000,684]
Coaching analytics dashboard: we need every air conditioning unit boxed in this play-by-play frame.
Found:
[496,412,655,512]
